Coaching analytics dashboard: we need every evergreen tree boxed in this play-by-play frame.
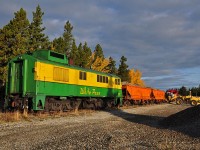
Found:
[0,8,30,85]
[198,84,200,96]
[63,21,73,56]
[76,42,92,68]
[191,85,200,96]
[191,87,198,96]
[70,39,79,65]
[118,56,130,82]
[108,57,117,74]
[94,44,104,60]
[77,43,83,67]
[52,37,65,53]
[10,8,30,55]
[178,86,188,96]
[82,42,92,68]
[29,5,49,51]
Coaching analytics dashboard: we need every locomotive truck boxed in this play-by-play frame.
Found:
[4,50,122,112]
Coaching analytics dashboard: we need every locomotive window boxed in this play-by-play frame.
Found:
[115,79,121,85]
[103,76,106,83]
[97,75,108,83]
[79,71,87,80]
[97,75,100,82]
[100,76,103,82]
[106,77,108,83]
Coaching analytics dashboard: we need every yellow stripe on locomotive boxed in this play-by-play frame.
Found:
[34,62,121,89]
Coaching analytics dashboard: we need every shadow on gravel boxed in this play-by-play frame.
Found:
[159,105,200,138]
[105,109,163,128]
[105,105,200,138]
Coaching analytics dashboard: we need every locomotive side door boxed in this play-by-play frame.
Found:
[13,61,23,94]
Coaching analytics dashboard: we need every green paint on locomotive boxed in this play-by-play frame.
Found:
[5,50,122,111]
[32,81,122,110]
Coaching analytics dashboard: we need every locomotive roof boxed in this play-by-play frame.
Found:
[13,49,120,78]
[32,49,69,64]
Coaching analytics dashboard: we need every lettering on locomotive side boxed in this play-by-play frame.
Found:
[80,87,101,96]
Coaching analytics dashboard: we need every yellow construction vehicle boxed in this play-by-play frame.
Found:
[166,89,182,104]
[166,90,200,106]
[189,96,200,106]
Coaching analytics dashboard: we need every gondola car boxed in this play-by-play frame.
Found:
[5,50,122,111]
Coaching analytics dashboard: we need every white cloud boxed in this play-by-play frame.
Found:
[1,0,200,89]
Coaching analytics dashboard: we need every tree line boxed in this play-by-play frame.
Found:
[177,85,200,96]
[0,5,145,88]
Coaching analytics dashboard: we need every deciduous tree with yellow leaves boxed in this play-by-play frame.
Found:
[129,69,145,87]
[87,52,110,73]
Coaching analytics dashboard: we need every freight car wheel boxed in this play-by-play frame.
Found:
[191,100,197,106]
[123,100,131,106]
[176,98,183,105]
[134,100,140,105]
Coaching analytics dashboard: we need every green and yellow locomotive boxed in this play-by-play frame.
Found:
[5,50,122,111]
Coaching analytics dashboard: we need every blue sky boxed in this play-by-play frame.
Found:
[1,0,200,90]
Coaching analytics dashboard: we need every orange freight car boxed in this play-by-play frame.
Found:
[152,89,166,103]
[122,84,154,105]
[122,83,166,105]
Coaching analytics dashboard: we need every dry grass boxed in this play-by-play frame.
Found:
[0,111,21,122]
[0,109,97,123]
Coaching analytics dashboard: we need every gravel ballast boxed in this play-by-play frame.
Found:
[0,103,199,149]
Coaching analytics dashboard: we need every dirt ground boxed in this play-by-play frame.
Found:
[0,103,199,150]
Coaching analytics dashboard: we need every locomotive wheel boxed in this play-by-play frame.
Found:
[176,98,183,105]
[106,100,114,108]
[123,100,131,106]
[191,100,197,106]
[83,100,95,109]
[95,99,103,109]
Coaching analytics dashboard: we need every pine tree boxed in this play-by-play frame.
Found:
[108,57,117,74]
[76,42,92,68]
[77,43,83,67]
[179,86,188,96]
[10,8,30,55]
[198,85,200,96]
[94,44,104,60]
[63,21,73,56]
[0,8,30,85]
[118,56,130,82]
[81,42,92,68]
[0,25,10,86]
[70,39,79,65]
[29,5,49,51]
[52,37,65,53]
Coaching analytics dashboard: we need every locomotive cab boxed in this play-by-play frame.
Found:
[6,56,29,111]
